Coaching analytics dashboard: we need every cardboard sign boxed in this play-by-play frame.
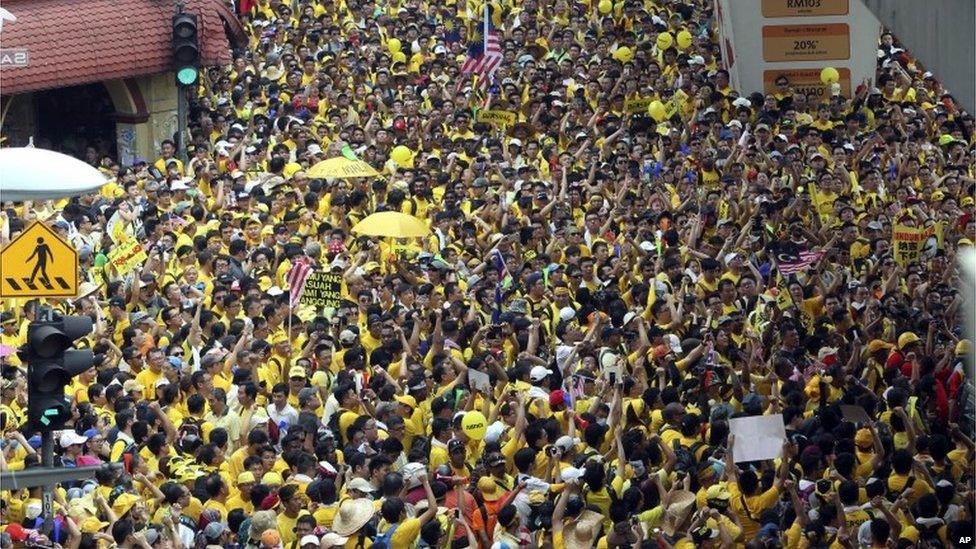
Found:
[729,414,787,463]
[892,223,942,266]
[476,110,517,127]
[107,237,148,276]
[761,0,849,18]
[763,68,852,97]
[0,222,80,298]
[624,97,653,114]
[761,23,850,62]
[300,271,343,308]
[840,405,871,425]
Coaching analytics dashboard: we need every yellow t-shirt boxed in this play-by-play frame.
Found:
[386,517,422,549]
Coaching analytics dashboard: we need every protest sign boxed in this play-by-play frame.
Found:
[892,223,942,266]
[108,237,147,275]
[729,414,786,463]
[476,110,517,127]
[840,405,871,424]
[624,97,653,113]
[467,368,492,392]
[300,271,343,308]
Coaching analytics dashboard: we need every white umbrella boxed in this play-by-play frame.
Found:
[0,147,109,202]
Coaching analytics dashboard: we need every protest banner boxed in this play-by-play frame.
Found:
[624,97,653,113]
[300,271,343,308]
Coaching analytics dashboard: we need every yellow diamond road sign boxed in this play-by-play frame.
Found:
[0,221,79,298]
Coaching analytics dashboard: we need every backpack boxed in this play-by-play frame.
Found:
[673,440,707,474]
[371,522,401,549]
[179,417,204,441]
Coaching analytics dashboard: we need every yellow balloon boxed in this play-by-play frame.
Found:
[390,145,413,167]
[461,411,487,440]
[598,0,612,14]
[656,32,673,51]
[387,38,402,54]
[820,67,840,85]
[676,30,693,50]
[649,100,666,122]
[612,46,633,63]
[392,51,407,64]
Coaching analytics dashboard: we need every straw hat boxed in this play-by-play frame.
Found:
[331,498,376,536]
[563,510,604,549]
[661,490,697,536]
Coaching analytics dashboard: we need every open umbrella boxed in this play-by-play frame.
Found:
[307,145,379,179]
[352,212,429,238]
[0,147,108,201]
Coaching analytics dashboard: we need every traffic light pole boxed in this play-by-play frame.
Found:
[41,431,54,524]
[177,86,189,164]
[36,306,56,525]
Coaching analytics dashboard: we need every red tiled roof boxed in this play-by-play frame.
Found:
[0,0,246,95]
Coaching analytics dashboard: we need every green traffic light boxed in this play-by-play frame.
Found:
[177,67,199,86]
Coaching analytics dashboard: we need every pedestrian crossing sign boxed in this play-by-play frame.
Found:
[0,221,78,298]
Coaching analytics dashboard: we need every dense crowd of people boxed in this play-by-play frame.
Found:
[2,0,975,548]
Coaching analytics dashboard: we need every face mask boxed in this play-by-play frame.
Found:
[596,418,608,426]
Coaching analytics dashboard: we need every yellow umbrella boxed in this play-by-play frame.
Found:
[307,156,379,178]
[352,211,430,238]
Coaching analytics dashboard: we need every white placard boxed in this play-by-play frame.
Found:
[729,414,786,463]
[467,368,492,393]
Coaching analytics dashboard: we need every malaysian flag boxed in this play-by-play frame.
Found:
[286,257,313,308]
[775,250,824,275]
[458,3,502,89]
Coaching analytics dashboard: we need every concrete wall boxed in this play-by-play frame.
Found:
[860,0,975,113]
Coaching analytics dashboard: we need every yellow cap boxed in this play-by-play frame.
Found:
[237,471,257,485]
[262,471,284,486]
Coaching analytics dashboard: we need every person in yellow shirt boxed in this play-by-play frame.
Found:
[277,484,312,546]
[725,436,791,541]
[375,471,439,549]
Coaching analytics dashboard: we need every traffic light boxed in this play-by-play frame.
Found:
[22,316,93,432]
[172,12,200,87]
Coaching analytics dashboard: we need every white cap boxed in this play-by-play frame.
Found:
[346,477,375,493]
[554,435,579,452]
[484,421,507,444]
[638,241,655,253]
[724,252,739,264]
[559,307,576,322]
[622,311,638,327]
[529,366,552,382]
[306,144,323,155]
[339,329,357,344]
[560,467,584,483]
[266,286,285,296]
[433,44,447,55]
[330,257,348,270]
[60,431,89,448]
[321,533,349,547]
[169,180,189,191]
[300,535,320,547]
[509,138,522,147]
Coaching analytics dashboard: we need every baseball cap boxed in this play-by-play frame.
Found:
[529,366,552,382]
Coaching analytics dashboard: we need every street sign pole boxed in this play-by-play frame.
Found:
[40,430,54,518]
